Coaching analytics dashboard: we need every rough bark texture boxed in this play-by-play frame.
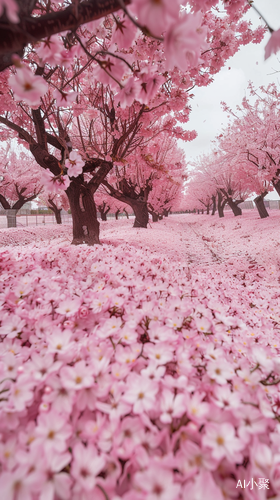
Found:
[98,202,110,221]
[48,199,62,224]
[0,0,130,71]
[151,212,159,222]
[211,195,216,216]
[66,180,100,245]
[227,197,242,216]
[131,201,149,228]
[254,193,269,219]
[217,191,226,218]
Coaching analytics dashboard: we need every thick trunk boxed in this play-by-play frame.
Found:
[66,181,100,245]
[163,209,169,217]
[115,209,120,220]
[131,201,149,228]
[100,212,107,221]
[206,205,210,215]
[254,193,269,219]
[151,212,159,222]
[217,192,226,218]
[211,195,216,216]
[227,197,242,216]
[7,209,17,228]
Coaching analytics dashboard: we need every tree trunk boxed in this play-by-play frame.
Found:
[66,181,100,245]
[151,212,159,222]
[101,212,107,221]
[131,200,149,228]
[211,195,216,216]
[123,208,129,219]
[217,192,226,218]
[115,209,120,220]
[159,214,163,220]
[227,197,242,216]
[7,209,17,228]
[163,209,169,217]
[206,205,210,215]
[254,192,269,219]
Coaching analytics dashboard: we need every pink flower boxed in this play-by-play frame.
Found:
[138,72,165,105]
[111,14,138,49]
[202,422,244,463]
[60,360,94,390]
[9,374,34,412]
[265,29,280,60]
[160,389,186,423]
[116,77,141,108]
[0,314,25,338]
[134,463,180,500]
[65,151,84,178]
[41,169,70,193]
[207,358,234,385]
[0,467,34,500]
[8,65,48,107]
[71,442,105,491]
[144,342,173,365]
[131,0,180,37]
[183,470,224,500]
[55,298,81,317]
[122,373,158,414]
[36,411,72,454]
[164,12,208,71]
[37,35,65,66]
[54,88,78,107]
[39,452,72,500]
[185,392,209,424]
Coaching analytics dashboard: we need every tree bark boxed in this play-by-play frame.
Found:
[151,212,159,222]
[130,200,149,228]
[163,208,169,217]
[123,208,129,219]
[115,209,120,220]
[227,197,242,216]
[217,191,226,218]
[66,180,100,245]
[211,195,216,216]
[254,192,269,219]
[206,204,210,215]
[48,199,62,224]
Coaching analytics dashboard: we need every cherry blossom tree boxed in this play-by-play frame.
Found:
[101,134,186,227]
[38,191,69,224]
[0,145,42,227]
[0,0,272,75]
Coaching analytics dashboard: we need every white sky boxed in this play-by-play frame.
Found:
[183,0,280,171]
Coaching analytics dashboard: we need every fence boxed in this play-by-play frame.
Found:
[0,209,72,229]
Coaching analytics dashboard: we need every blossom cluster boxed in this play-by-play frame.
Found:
[0,236,280,499]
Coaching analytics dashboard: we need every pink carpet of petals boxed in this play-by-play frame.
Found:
[0,212,280,499]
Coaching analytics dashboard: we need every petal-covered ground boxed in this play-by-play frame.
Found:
[0,211,279,500]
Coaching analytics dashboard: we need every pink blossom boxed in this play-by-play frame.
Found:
[160,389,186,423]
[202,422,244,462]
[55,298,81,317]
[164,12,208,71]
[71,442,105,491]
[134,463,180,500]
[65,151,84,178]
[41,169,70,193]
[35,411,72,454]
[122,373,158,414]
[9,374,34,412]
[131,0,180,37]
[265,29,280,60]
[60,360,94,390]
[116,77,141,108]
[111,14,138,49]
[207,358,234,384]
[37,35,65,66]
[8,65,48,107]
[54,88,78,107]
